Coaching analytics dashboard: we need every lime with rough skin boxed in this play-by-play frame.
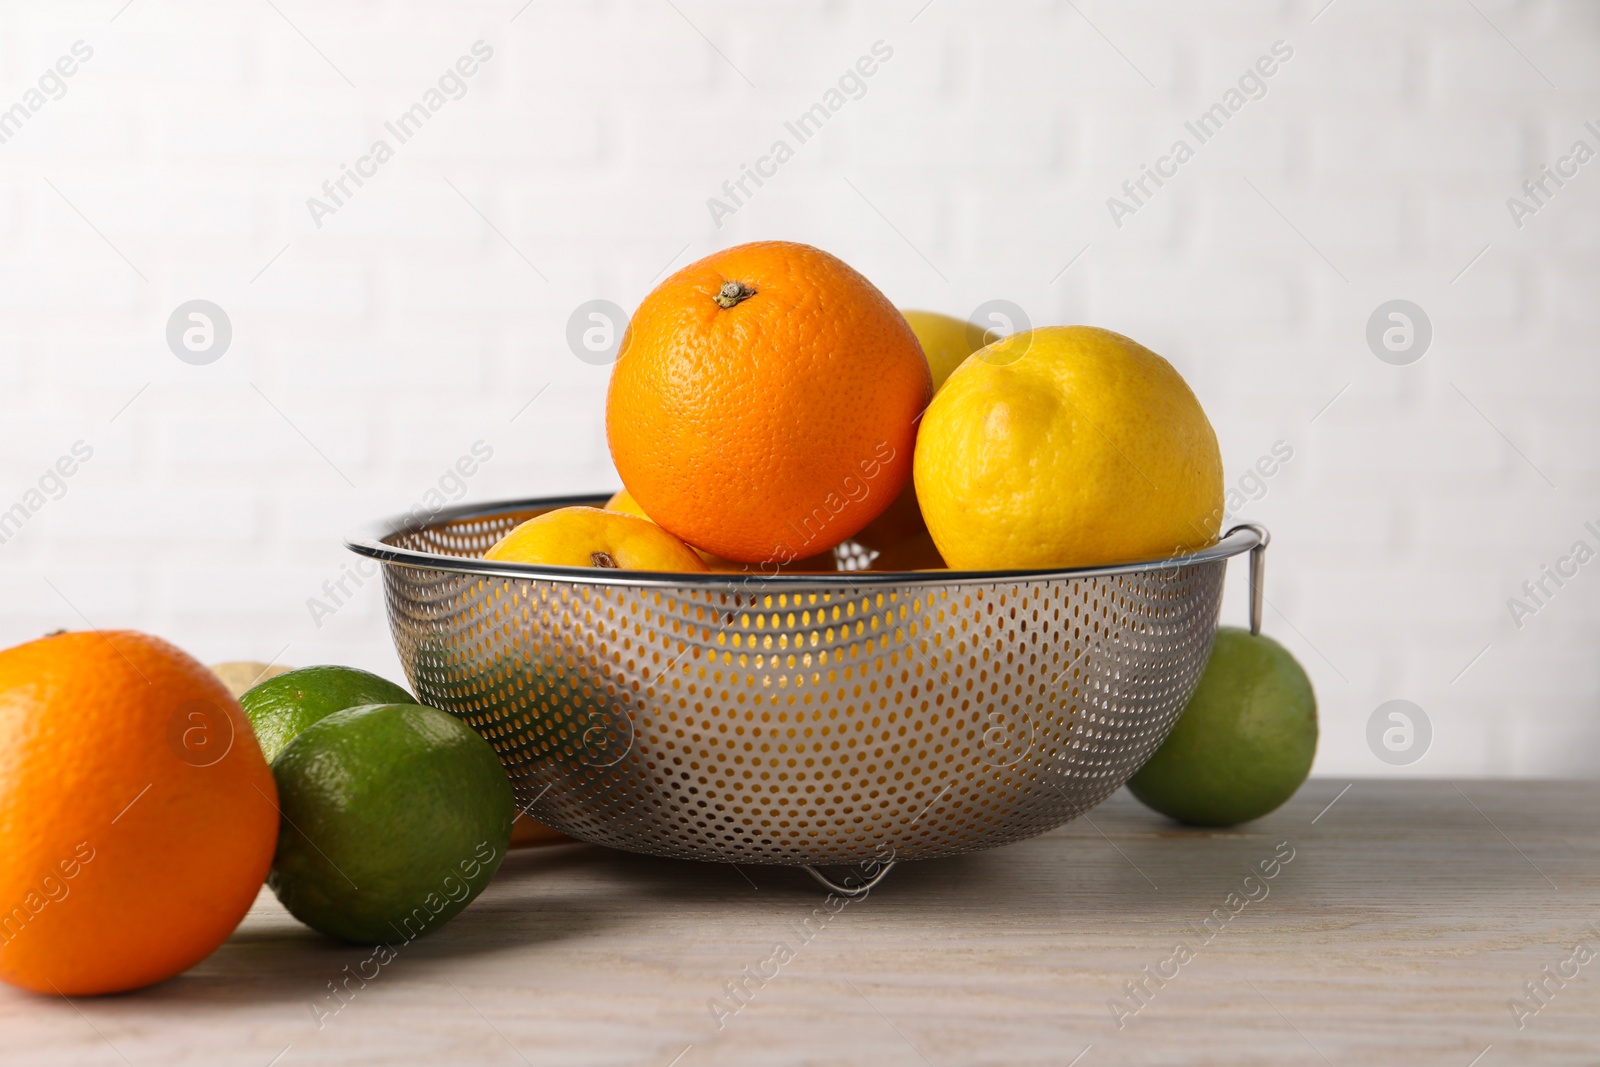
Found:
[267,703,514,944]
[241,665,414,763]
[1128,628,1317,827]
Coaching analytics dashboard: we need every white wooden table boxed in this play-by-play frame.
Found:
[7,781,1598,1066]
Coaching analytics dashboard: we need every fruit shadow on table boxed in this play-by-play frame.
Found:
[31,782,1580,1012]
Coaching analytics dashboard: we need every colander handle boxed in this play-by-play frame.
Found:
[803,861,896,898]
[1228,522,1271,636]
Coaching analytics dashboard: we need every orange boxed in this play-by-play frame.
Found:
[606,241,930,564]
[485,506,707,571]
[510,816,570,848]
[851,482,947,570]
[0,630,278,995]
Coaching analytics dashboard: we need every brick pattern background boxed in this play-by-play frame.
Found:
[0,0,1595,776]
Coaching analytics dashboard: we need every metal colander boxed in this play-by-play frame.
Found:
[347,495,1267,887]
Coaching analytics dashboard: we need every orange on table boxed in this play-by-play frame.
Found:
[485,505,707,571]
[606,241,930,565]
[0,631,278,995]
[509,816,571,848]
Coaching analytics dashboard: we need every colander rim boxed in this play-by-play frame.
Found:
[345,493,1264,590]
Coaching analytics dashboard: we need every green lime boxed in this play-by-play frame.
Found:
[241,665,414,762]
[267,703,514,944]
[1127,627,1317,827]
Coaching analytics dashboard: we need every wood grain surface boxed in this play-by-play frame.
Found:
[6,780,1598,1066]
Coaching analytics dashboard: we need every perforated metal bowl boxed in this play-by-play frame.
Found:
[347,495,1267,883]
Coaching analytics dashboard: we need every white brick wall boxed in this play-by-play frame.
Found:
[0,0,1595,777]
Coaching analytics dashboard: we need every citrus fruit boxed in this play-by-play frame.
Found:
[210,660,293,700]
[606,240,930,564]
[900,309,992,394]
[241,664,414,763]
[510,816,570,847]
[1127,628,1317,827]
[605,487,723,567]
[603,488,650,521]
[267,702,513,944]
[850,483,946,570]
[914,325,1223,569]
[485,505,706,571]
[849,308,999,571]
[0,630,278,995]
[603,489,836,573]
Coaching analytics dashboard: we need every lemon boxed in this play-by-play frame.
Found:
[485,505,707,571]
[913,325,1223,569]
[900,309,988,394]
[267,702,514,944]
[1128,628,1317,826]
[603,488,651,520]
[209,660,294,700]
[603,491,836,572]
[851,310,996,571]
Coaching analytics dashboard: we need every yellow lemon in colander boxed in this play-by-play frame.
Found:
[899,309,991,394]
[913,325,1224,570]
